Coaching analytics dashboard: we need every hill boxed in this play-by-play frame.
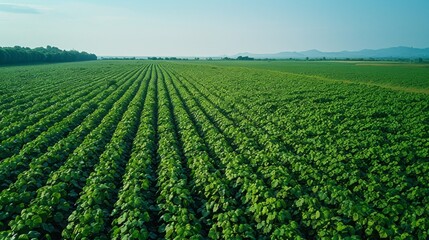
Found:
[233,47,429,59]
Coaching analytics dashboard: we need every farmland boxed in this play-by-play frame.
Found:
[0,60,428,239]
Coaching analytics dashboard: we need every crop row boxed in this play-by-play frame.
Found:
[155,67,203,239]
[0,64,114,114]
[163,66,301,238]
[0,66,139,158]
[0,66,148,232]
[0,65,150,238]
[0,67,80,110]
[0,67,142,184]
[160,67,256,238]
[109,65,159,239]
[62,65,153,239]
[0,61,427,239]
[166,62,429,238]
[0,67,124,136]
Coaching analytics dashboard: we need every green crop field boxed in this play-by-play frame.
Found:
[0,60,428,239]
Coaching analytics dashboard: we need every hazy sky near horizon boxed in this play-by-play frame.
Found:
[1,0,429,56]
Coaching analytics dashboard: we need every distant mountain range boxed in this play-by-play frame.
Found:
[232,47,429,59]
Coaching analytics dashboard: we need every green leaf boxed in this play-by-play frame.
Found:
[315,211,320,219]
[18,234,29,240]
[208,228,219,239]
[31,215,43,227]
[165,224,173,238]
[162,213,171,222]
[336,222,347,232]
[118,214,126,224]
[27,231,40,238]
[296,198,304,207]
[143,211,150,222]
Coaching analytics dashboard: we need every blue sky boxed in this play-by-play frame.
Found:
[1,0,428,56]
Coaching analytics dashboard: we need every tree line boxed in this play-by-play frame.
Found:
[148,57,189,60]
[0,46,97,65]
[222,56,255,61]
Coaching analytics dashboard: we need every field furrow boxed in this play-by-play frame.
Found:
[0,65,147,238]
[0,67,129,134]
[62,65,152,239]
[155,66,203,239]
[0,60,428,239]
[109,65,160,239]
[172,66,378,236]
[0,66,105,113]
[0,66,150,229]
[0,69,79,109]
[0,69,137,160]
[161,67,256,238]
[168,63,429,238]
[164,66,304,238]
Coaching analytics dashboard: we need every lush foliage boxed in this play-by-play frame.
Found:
[0,46,97,65]
[0,60,428,239]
